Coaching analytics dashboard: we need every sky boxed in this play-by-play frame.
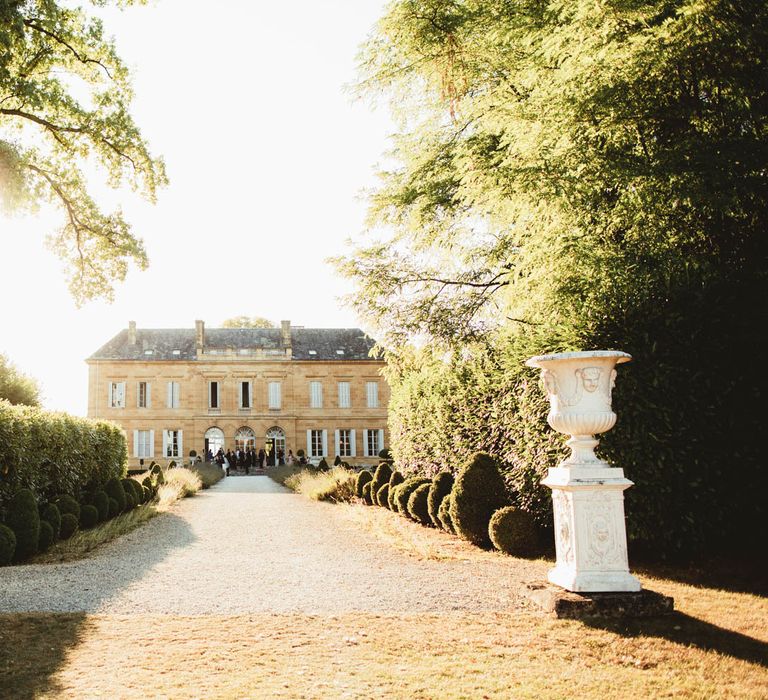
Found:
[0,0,394,416]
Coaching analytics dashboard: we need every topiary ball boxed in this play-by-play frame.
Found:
[80,504,99,530]
[155,468,166,486]
[38,520,55,552]
[489,506,539,557]
[428,472,454,528]
[387,471,404,510]
[407,483,432,525]
[7,488,40,561]
[59,513,79,540]
[40,502,61,540]
[121,479,138,510]
[142,477,155,497]
[355,470,373,497]
[124,492,136,511]
[437,495,455,533]
[142,486,152,503]
[107,497,120,519]
[369,463,392,506]
[395,477,431,516]
[105,477,126,513]
[90,490,110,521]
[0,523,17,566]
[54,494,80,521]
[449,452,509,548]
[125,479,143,506]
[362,480,373,505]
[376,483,390,509]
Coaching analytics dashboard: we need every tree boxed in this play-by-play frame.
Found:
[339,0,768,349]
[0,354,41,406]
[0,0,167,305]
[220,316,275,329]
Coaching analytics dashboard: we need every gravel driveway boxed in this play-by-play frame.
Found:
[0,476,546,615]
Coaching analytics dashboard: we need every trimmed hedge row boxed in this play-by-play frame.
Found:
[0,400,127,513]
[0,465,164,565]
[357,453,540,558]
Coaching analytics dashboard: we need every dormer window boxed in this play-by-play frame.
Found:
[144,349,154,355]
[308,350,317,355]
[336,350,345,355]
[172,350,181,355]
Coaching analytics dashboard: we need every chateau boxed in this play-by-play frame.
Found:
[86,321,388,469]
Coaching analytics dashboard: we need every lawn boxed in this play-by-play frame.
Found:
[1,502,766,699]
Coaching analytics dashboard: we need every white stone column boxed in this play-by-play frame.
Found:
[526,351,641,593]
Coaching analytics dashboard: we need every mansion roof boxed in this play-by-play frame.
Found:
[88,326,379,362]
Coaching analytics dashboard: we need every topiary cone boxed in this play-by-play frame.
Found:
[449,452,508,548]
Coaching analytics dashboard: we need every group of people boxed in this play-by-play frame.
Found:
[208,446,293,475]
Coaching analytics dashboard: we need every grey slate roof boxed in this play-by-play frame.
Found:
[88,327,378,361]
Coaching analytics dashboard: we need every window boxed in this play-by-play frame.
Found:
[308,429,327,458]
[366,382,379,408]
[134,429,154,458]
[239,381,252,409]
[163,429,182,458]
[209,381,220,409]
[338,381,351,409]
[268,381,281,409]
[335,429,355,458]
[309,381,323,408]
[137,381,150,408]
[166,381,181,408]
[364,429,384,457]
[108,381,126,408]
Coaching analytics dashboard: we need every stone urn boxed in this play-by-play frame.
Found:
[526,350,641,593]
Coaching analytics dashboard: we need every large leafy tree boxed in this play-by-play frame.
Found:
[0,353,40,406]
[0,0,167,304]
[339,0,768,348]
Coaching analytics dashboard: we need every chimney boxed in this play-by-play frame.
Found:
[128,321,136,345]
[195,320,205,350]
[281,320,292,349]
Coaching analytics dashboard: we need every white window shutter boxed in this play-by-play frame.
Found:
[306,429,312,457]
[378,429,385,455]
[350,429,356,457]
[133,430,139,458]
[334,430,340,457]
[167,382,173,408]
[238,381,243,408]
[363,429,369,457]
[149,430,155,458]
[136,383,141,408]
[162,430,168,457]
[208,381,212,408]
[178,430,183,459]
[119,382,126,407]
[322,430,328,457]
[174,382,180,407]
[146,383,151,408]
[248,380,253,408]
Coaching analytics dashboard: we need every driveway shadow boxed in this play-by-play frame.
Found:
[0,510,195,698]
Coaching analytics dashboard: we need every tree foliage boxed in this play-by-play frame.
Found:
[345,0,768,556]
[0,0,167,304]
[0,353,41,406]
[220,316,275,329]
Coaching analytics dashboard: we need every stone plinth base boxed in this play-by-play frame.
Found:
[523,583,674,619]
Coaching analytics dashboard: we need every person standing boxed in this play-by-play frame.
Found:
[286,449,294,465]
[258,447,266,469]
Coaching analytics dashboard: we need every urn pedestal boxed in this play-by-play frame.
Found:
[526,351,641,593]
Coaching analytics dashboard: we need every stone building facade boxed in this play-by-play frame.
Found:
[86,321,388,469]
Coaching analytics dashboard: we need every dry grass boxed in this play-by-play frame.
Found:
[31,506,158,564]
[285,466,358,502]
[157,467,202,505]
[266,463,304,485]
[1,603,766,699]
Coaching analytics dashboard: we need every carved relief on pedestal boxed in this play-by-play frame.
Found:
[580,499,628,570]
[552,490,574,565]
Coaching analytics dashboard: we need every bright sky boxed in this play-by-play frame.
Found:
[0,0,393,416]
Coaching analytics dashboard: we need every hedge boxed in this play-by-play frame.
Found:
[0,400,126,515]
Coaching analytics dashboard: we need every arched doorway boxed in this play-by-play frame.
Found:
[235,426,256,452]
[265,426,286,466]
[204,427,224,458]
